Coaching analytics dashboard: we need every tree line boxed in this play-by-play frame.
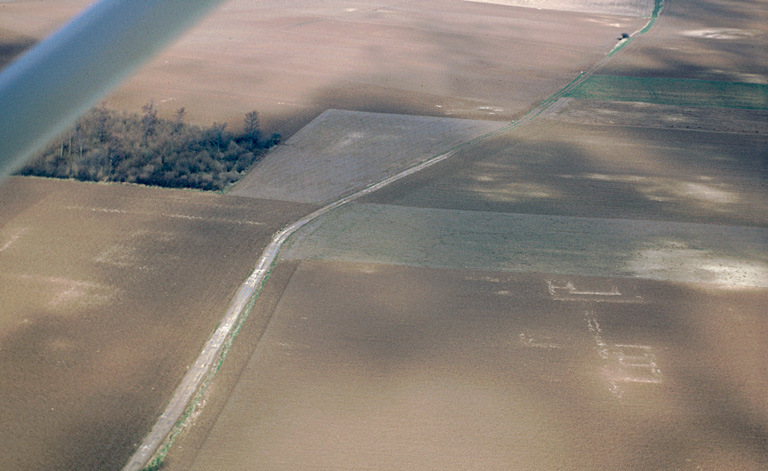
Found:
[15,103,280,191]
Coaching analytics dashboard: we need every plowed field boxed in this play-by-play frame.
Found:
[0,0,647,136]
[231,110,507,204]
[170,0,768,466]
[599,0,768,82]
[2,0,767,469]
[0,177,315,471]
[181,261,768,471]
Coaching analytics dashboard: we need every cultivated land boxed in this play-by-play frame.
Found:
[168,1,768,470]
[466,0,655,17]
[1,0,647,136]
[184,262,768,470]
[0,177,315,470]
[601,0,768,83]
[2,0,767,470]
[230,109,507,204]
[179,115,768,469]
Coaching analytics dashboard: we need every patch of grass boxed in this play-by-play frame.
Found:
[141,459,164,471]
[565,75,768,110]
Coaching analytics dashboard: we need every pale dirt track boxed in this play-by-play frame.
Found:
[128,5,641,462]
[124,143,469,470]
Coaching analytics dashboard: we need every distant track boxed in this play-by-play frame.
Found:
[122,2,665,469]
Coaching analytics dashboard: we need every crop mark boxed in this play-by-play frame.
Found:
[0,228,26,253]
[547,280,644,303]
[95,230,176,270]
[585,312,661,397]
[612,344,662,384]
[518,332,562,349]
[66,205,264,226]
[12,274,115,308]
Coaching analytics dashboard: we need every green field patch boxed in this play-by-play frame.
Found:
[565,75,768,110]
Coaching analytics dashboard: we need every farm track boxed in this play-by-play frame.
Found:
[123,2,665,469]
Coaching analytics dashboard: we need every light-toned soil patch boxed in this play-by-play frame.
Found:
[465,0,654,17]
[282,202,768,287]
[230,110,507,203]
[682,28,762,40]
[181,260,768,471]
[0,177,316,471]
[543,97,768,133]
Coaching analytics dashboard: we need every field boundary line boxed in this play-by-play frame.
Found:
[122,4,667,467]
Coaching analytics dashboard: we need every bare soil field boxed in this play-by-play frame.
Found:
[0,177,315,471]
[0,0,645,137]
[178,260,768,471]
[600,0,768,82]
[0,0,90,38]
[172,1,767,468]
[362,117,768,226]
[466,0,655,17]
[230,109,507,203]
[2,0,767,470]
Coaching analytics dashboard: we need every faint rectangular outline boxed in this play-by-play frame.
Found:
[547,280,644,303]
[585,312,662,398]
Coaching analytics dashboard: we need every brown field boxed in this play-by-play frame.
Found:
[600,0,768,82]
[281,202,768,287]
[1,0,767,470]
[0,177,315,471]
[466,0,655,17]
[543,97,768,133]
[362,116,767,226]
[230,110,507,204]
[0,0,646,137]
[175,261,768,471]
[166,0,767,469]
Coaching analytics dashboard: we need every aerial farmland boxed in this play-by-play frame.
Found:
[0,0,766,470]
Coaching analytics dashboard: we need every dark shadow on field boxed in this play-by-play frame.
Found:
[326,270,768,469]
[650,285,768,467]
[0,311,157,471]
[300,3,615,128]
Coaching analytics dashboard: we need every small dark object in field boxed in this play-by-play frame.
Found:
[619,32,630,39]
